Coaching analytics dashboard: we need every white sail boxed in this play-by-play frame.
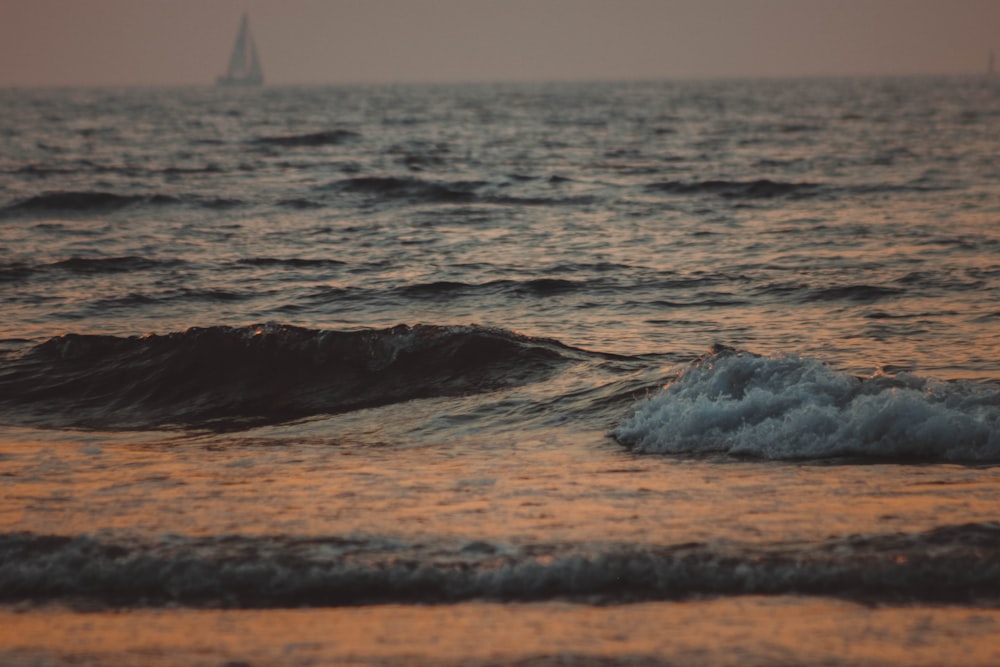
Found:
[218,13,263,86]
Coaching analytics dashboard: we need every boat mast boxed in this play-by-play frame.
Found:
[218,12,263,85]
[226,14,250,78]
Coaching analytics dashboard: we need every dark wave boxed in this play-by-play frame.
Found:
[1,256,182,282]
[252,129,360,147]
[9,164,78,177]
[318,176,595,207]
[329,176,484,204]
[397,278,593,299]
[757,282,906,303]
[91,288,253,310]
[807,284,905,302]
[643,179,955,203]
[614,346,1000,462]
[276,197,324,209]
[236,257,346,269]
[646,179,821,199]
[49,256,183,274]
[514,278,587,294]
[0,191,244,217]
[0,262,36,282]
[0,191,175,215]
[3,522,999,609]
[397,280,483,298]
[161,165,222,175]
[0,323,581,431]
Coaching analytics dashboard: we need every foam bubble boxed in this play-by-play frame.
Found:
[613,349,1000,462]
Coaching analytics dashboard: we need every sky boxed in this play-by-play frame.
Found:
[0,0,998,87]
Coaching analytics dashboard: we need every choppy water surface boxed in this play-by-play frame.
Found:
[1,78,999,666]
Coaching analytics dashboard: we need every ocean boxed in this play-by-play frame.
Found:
[1,77,999,665]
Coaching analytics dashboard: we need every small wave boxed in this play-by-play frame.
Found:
[277,197,324,209]
[613,346,1000,462]
[756,282,905,304]
[0,191,243,217]
[0,191,173,215]
[328,176,483,204]
[3,522,999,608]
[0,262,35,282]
[0,255,184,282]
[57,288,253,313]
[0,323,580,431]
[513,278,588,295]
[49,256,182,274]
[161,165,222,175]
[646,179,820,199]
[252,129,360,148]
[398,278,593,299]
[807,284,905,303]
[10,164,78,177]
[397,281,481,298]
[237,257,346,269]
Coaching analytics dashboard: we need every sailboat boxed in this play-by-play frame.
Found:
[217,12,263,86]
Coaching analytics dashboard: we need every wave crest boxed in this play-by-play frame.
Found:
[0,323,577,430]
[612,347,1000,462]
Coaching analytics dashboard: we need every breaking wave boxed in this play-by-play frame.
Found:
[3,522,999,608]
[0,323,581,431]
[613,346,1000,462]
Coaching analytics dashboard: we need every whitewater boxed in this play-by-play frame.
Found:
[1,77,999,666]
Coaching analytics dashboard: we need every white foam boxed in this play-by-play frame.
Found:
[613,351,1000,461]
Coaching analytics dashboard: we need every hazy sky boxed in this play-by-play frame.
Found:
[1,0,998,86]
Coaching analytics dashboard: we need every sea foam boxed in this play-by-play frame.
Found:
[3,524,999,608]
[613,348,1000,462]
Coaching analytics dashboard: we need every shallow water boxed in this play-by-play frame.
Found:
[1,77,999,664]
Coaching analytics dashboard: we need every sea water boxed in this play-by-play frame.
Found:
[1,78,999,665]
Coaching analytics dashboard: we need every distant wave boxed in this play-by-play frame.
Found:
[646,179,821,199]
[251,129,361,148]
[613,345,1000,462]
[397,277,595,299]
[236,257,346,269]
[0,256,184,281]
[91,288,255,310]
[0,191,243,217]
[0,191,176,215]
[645,179,955,200]
[0,323,582,430]
[756,282,906,304]
[51,256,184,274]
[328,176,484,204]
[323,176,594,207]
[805,284,906,303]
[3,522,999,608]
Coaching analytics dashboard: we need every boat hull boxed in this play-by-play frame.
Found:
[216,75,263,87]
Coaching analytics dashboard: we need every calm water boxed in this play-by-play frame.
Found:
[1,77,1000,665]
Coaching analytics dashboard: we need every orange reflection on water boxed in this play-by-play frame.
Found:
[2,599,999,666]
[3,419,1000,546]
